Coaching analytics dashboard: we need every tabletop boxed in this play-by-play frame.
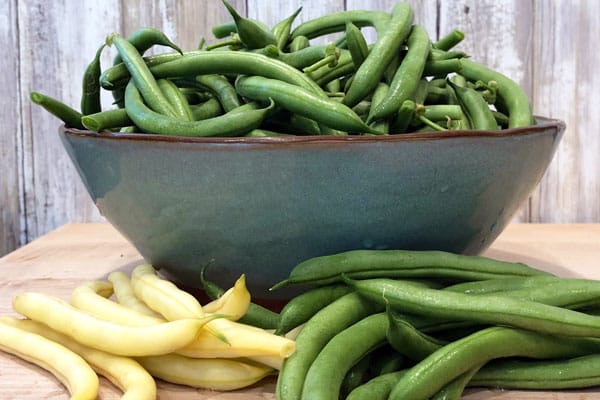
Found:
[1,223,600,399]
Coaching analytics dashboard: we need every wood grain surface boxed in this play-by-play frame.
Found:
[0,223,600,399]
[2,0,599,255]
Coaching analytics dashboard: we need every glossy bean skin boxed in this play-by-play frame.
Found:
[108,34,177,118]
[124,81,273,137]
[368,24,431,122]
[300,313,388,400]
[386,308,446,361]
[345,22,370,68]
[30,91,84,129]
[81,108,132,131]
[471,354,600,390]
[433,29,465,51]
[189,98,223,121]
[291,10,390,41]
[149,51,326,97]
[389,326,600,400]
[179,74,241,112]
[347,277,600,338]
[221,0,277,49]
[235,75,375,134]
[275,292,383,400]
[272,6,303,49]
[343,3,414,107]
[157,78,194,121]
[80,43,106,115]
[458,58,534,128]
[448,79,497,130]
[271,249,551,289]
[346,370,406,400]
[275,284,353,335]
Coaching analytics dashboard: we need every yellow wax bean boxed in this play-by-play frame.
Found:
[13,292,208,356]
[0,318,99,400]
[130,264,205,320]
[70,280,164,326]
[177,317,296,359]
[108,271,163,317]
[137,353,273,391]
[203,274,251,320]
[1,316,156,400]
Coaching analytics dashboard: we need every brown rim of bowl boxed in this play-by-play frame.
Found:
[61,116,565,145]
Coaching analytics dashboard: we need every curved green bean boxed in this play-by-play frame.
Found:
[346,277,600,338]
[235,75,375,134]
[300,313,388,400]
[124,81,272,137]
[291,10,390,40]
[271,249,551,289]
[368,24,431,121]
[275,292,383,400]
[30,91,84,129]
[272,6,302,50]
[80,43,106,115]
[222,0,277,49]
[343,3,414,107]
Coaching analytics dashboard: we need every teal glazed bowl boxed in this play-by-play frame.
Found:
[59,117,565,300]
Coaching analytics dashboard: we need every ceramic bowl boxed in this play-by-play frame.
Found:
[59,117,565,299]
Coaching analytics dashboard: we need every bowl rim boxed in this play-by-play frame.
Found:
[61,116,565,145]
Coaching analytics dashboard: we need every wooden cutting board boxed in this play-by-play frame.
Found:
[1,223,600,399]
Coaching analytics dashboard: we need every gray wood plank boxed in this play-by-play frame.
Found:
[529,0,600,222]
[18,1,117,244]
[0,0,21,256]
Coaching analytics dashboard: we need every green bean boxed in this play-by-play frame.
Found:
[433,28,465,51]
[386,308,447,361]
[275,45,339,69]
[275,284,353,335]
[235,75,375,134]
[431,364,483,400]
[343,3,413,107]
[80,43,106,115]
[81,108,132,131]
[346,276,600,338]
[291,10,390,41]
[345,22,369,69]
[149,51,326,97]
[368,24,431,121]
[388,326,600,400]
[124,81,272,137]
[198,264,280,329]
[113,27,182,66]
[107,34,177,118]
[448,80,497,130]
[346,370,406,400]
[429,48,468,61]
[300,313,388,400]
[288,35,310,52]
[423,58,461,77]
[390,99,417,133]
[157,79,193,121]
[458,58,534,128]
[368,82,390,134]
[308,49,356,87]
[421,104,465,122]
[212,20,237,39]
[178,75,240,112]
[189,98,223,121]
[302,43,340,73]
[271,249,551,289]
[368,344,406,376]
[340,352,373,398]
[244,129,291,137]
[221,0,277,49]
[30,91,84,129]
[325,78,341,93]
[272,6,303,50]
[101,50,205,90]
[470,354,600,390]
[111,28,182,108]
[444,275,565,295]
[275,292,383,400]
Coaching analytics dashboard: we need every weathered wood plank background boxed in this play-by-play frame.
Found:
[1,0,598,257]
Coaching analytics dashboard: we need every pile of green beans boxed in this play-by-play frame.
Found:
[272,248,600,400]
[31,1,535,137]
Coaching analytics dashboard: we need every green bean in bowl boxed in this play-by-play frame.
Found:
[32,1,565,299]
